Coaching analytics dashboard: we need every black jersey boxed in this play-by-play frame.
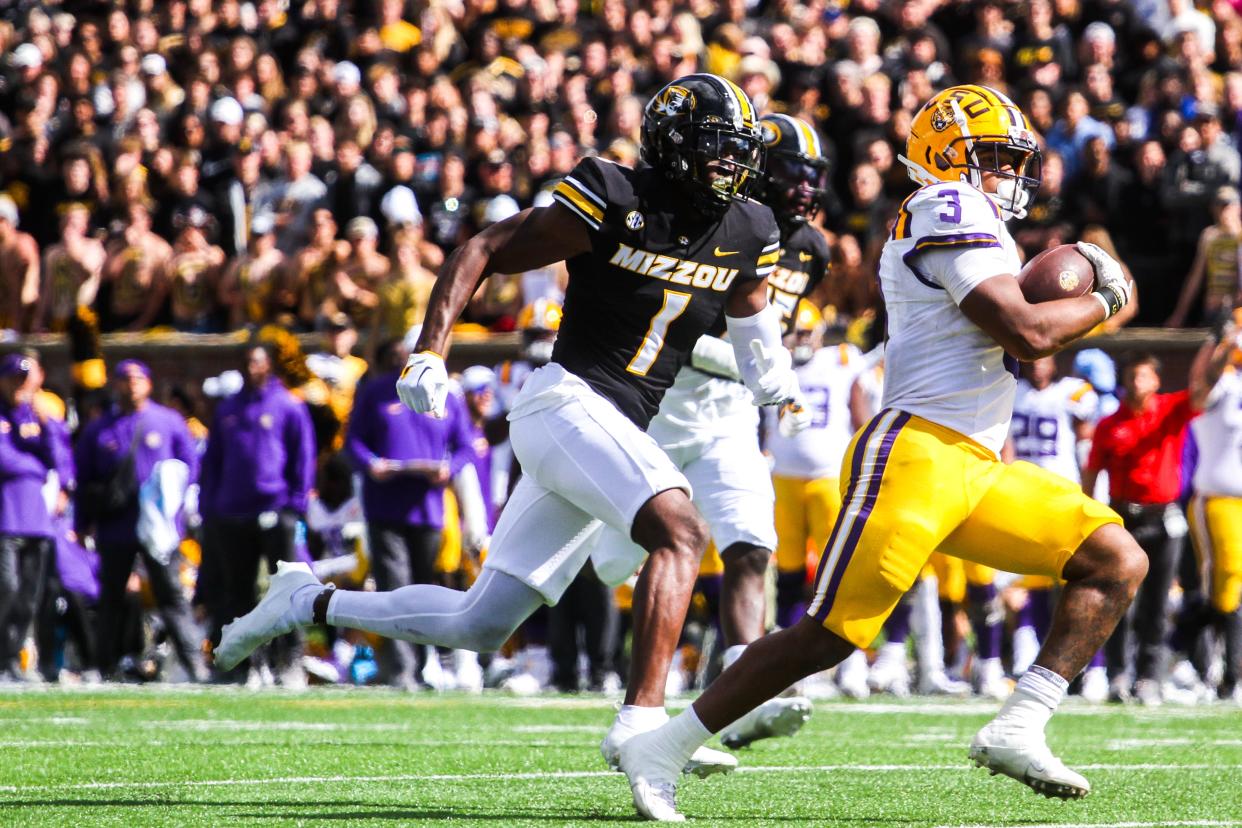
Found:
[767,223,831,334]
[550,156,780,428]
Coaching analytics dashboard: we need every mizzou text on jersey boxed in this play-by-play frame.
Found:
[550,156,779,427]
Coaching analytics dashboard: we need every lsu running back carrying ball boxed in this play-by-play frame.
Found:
[620,85,1149,823]
[218,74,802,791]
[591,111,832,756]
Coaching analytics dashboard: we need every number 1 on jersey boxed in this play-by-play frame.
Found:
[627,289,692,376]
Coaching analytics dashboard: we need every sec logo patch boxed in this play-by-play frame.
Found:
[625,210,645,231]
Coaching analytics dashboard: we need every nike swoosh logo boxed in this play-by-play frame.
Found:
[714,246,739,257]
[799,252,813,262]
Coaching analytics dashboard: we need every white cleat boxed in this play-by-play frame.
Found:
[216,561,322,671]
[601,716,737,778]
[836,650,871,699]
[919,669,972,697]
[720,696,813,749]
[868,651,912,697]
[969,720,1090,800]
[974,659,1012,700]
[1079,666,1108,704]
[619,729,687,822]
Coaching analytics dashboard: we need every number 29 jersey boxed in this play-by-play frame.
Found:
[877,181,1022,455]
[550,157,780,428]
[1010,377,1098,482]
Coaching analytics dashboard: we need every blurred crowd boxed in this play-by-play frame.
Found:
[2,0,1242,339]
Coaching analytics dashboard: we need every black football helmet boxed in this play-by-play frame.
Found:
[754,113,829,229]
[641,74,765,218]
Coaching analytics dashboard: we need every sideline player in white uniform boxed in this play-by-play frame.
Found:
[621,84,1148,821]
[765,304,874,700]
[1187,318,1242,702]
[215,75,802,776]
[1006,356,1106,694]
[591,114,832,754]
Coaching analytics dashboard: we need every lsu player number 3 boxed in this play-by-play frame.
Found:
[215,75,798,780]
[620,85,1150,822]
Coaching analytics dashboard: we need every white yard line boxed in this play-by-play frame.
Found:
[0,762,1237,795]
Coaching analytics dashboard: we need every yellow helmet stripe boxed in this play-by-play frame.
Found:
[722,77,754,126]
[794,117,820,158]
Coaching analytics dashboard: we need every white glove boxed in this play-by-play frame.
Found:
[748,340,800,407]
[1076,241,1132,319]
[778,400,813,437]
[396,351,449,417]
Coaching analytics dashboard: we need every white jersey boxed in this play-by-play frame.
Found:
[878,181,1022,455]
[1010,377,1098,482]
[646,366,757,450]
[769,343,864,479]
[1191,368,1242,497]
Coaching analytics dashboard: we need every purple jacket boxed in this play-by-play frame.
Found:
[0,401,67,538]
[73,402,196,547]
[346,373,474,528]
[463,416,496,532]
[200,378,315,519]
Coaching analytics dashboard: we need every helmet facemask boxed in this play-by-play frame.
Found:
[958,139,1042,220]
[682,125,765,217]
[762,151,829,229]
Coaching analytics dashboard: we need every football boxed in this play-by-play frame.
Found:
[1017,244,1096,303]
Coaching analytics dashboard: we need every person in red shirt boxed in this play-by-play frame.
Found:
[1083,344,1219,704]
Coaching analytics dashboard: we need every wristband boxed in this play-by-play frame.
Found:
[1091,284,1124,319]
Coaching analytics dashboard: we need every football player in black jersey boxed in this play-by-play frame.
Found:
[215,74,802,779]
[588,112,835,754]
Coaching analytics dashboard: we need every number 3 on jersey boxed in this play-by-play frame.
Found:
[627,289,692,376]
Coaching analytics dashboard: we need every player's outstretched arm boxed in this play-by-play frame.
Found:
[1189,320,1239,411]
[959,275,1117,361]
[414,203,591,356]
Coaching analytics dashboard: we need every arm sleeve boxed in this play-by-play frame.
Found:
[549,158,610,232]
[0,427,49,480]
[726,303,787,395]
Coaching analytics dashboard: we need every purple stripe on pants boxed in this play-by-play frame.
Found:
[806,410,889,601]
[813,411,912,622]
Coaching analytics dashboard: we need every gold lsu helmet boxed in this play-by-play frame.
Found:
[517,298,562,332]
[901,84,1041,219]
[792,299,825,335]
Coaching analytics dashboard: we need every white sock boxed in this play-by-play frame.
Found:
[996,665,1068,730]
[616,704,669,731]
[665,706,713,760]
[875,641,906,667]
[722,644,747,671]
[290,584,326,625]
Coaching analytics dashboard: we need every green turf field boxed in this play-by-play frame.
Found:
[0,688,1238,827]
